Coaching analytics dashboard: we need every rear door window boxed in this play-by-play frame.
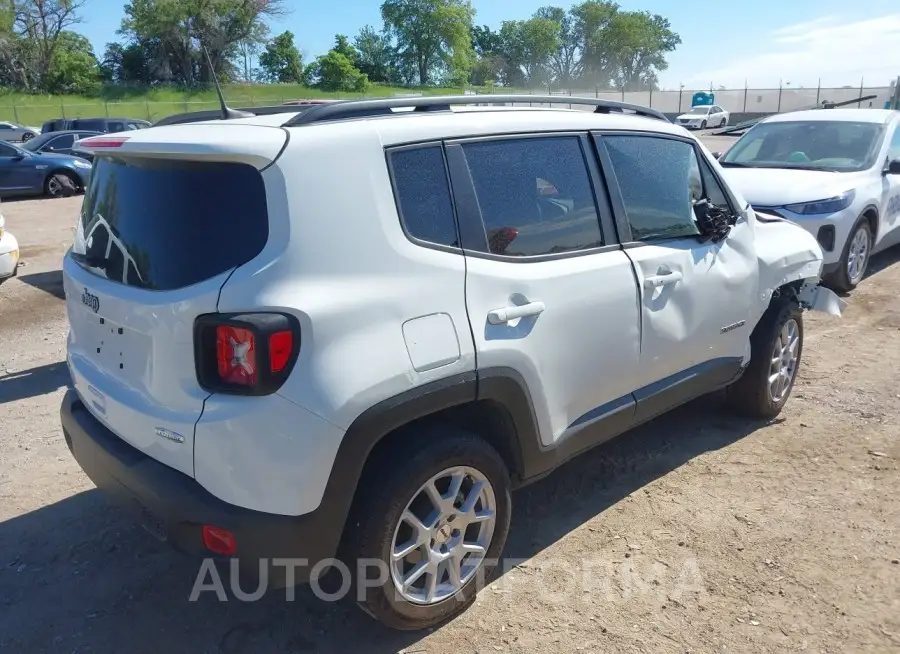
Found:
[75,119,107,132]
[460,136,604,256]
[75,157,269,290]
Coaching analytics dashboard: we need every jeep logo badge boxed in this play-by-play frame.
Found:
[81,287,99,313]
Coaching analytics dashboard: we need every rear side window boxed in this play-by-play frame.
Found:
[47,134,75,150]
[461,136,603,256]
[75,119,107,132]
[74,157,268,290]
[602,135,701,241]
[389,146,458,248]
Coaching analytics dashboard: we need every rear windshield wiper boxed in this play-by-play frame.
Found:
[71,252,107,269]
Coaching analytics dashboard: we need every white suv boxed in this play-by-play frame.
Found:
[61,96,843,630]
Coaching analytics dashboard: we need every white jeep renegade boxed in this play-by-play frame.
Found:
[61,96,844,631]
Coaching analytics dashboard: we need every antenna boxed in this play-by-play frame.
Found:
[202,45,252,121]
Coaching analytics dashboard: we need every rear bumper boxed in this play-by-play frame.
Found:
[61,389,340,588]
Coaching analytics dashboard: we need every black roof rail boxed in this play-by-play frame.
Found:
[281,94,669,126]
[152,104,313,127]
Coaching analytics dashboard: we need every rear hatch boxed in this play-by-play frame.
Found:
[63,124,286,476]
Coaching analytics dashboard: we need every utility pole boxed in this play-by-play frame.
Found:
[891,76,900,110]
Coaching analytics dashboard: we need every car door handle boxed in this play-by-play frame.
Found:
[487,301,546,325]
[644,271,683,288]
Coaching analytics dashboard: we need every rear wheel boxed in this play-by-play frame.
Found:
[22,132,35,142]
[44,172,78,198]
[349,427,511,631]
[719,117,727,127]
[726,299,803,419]
[826,219,871,293]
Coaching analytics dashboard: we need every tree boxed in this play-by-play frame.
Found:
[332,33,357,64]
[258,30,303,83]
[308,49,369,92]
[570,0,619,86]
[381,0,474,86]
[605,11,679,90]
[44,29,99,93]
[118,0,288,86]
[534,6,577,87]
[354,25,394,84]
[471,24,501,56]
[13,0,87,89]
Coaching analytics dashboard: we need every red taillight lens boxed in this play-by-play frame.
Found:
[268,330,293,373]
[216,325,257,386]
[202,525,237,556]
[195,313,300,395]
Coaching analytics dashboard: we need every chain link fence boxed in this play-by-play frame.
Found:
[0,84,893,127]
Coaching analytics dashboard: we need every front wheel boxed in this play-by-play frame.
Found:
[44,172,79,198]
[700,120,708,130]
[726,299,803,419]
[348,427,512,631]
[826,220,871,293]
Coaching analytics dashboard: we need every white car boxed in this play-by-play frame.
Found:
[719,108,900,291]
[676,104,730,130]
[60,96,842,631]
[0,212,19,285]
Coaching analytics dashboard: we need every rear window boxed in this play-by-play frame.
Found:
[74,157,268,290]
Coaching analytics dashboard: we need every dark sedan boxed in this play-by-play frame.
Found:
[0,140,92,198]
[22,130,102,162]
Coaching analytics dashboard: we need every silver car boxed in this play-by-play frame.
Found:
[0,121,40,143]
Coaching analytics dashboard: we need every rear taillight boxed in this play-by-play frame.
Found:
[194,313,300,395]
[77,136,129,148]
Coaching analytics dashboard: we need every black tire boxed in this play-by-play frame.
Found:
[700,120,708,130]
[44,171,79,198]
[348,426,512,631]
[726,299,803,419]
[22,132,34,142]
[825,219,872,293]
[720,117,727,127]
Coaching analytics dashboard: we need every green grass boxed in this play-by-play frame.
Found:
[0,83,503,126]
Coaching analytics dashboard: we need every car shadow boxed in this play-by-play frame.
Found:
[0,361,71,404]
[0,394,763,653]
[865,244,900,279]
[16,270,65,300]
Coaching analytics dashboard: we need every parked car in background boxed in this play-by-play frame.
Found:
[676,105,729,130]
[22,130,102,162]
[0,211,19,285]
[719,108,900,292]
[0,121,40,142]
[40,117,150,135]
[0,140,92,198]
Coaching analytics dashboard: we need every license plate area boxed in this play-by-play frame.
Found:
[78,310,149,380]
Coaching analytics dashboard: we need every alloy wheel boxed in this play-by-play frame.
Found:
[389,466,497,605]
[767,318,800,403]
[846,226,870,285]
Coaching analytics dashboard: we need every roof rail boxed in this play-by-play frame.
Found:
[152,104,311,127]
[282,94,669,126]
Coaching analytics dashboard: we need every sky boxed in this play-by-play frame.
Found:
[75,0,900,90]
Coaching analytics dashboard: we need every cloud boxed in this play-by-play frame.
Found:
[683,14,900,88]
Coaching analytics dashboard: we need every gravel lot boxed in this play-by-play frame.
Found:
[1,135,899,653]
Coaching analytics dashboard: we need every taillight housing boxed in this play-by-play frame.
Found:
[194,312,300,395]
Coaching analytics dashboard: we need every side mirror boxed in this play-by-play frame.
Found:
[885,159,900,175]
[711,151,723,159]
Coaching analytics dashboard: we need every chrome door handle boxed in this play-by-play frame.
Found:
[644,271,683,288]
[487,301,546,325]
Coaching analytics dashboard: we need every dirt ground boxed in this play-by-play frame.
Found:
[1,142,899,653]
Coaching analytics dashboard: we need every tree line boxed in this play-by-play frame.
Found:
[0,0,680,96]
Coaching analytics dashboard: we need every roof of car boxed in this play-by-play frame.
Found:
[194,104,686,145]
[764,108,899,124]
